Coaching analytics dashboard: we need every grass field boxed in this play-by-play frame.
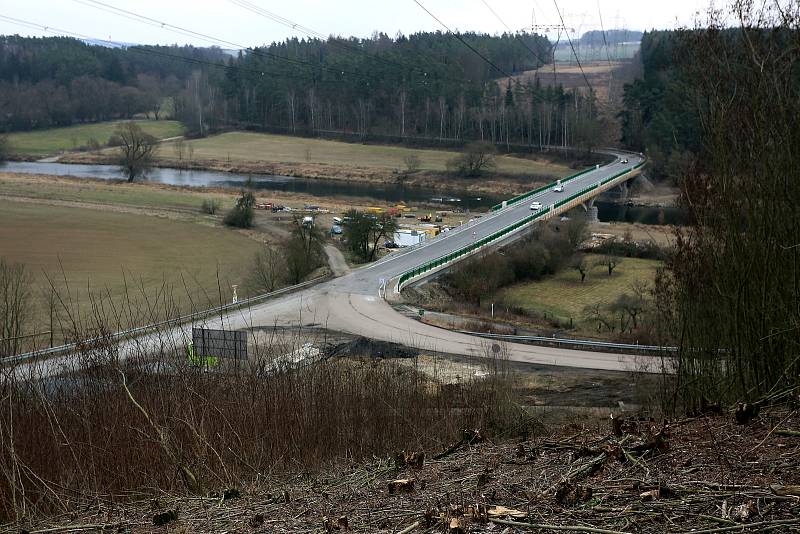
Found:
[0,172,231,215]
[0,199,262,347]
[6,120,184,157]
[496,254,661,323]
[159,132,570,177]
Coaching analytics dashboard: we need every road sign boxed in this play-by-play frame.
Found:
[192,328,248,361]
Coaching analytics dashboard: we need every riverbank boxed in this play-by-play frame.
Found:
[54,130,582,196]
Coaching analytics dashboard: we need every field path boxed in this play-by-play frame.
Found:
[324,245,350,277]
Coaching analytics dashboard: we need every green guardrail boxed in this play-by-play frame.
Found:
[399,159,646,289]
[398,206,552,288]
[491,166,597,211]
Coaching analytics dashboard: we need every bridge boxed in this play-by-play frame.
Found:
[11,150,663,375]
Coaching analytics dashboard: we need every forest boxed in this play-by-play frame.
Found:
[616,19,800,408]
[0,32,605,152]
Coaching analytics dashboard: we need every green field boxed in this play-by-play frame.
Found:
[496,254,660,323]
[0,199,261,346]
[6,120,184,157]
[160,132,570,177]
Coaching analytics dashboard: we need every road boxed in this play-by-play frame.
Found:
[18,151,662,375]
[329,152,644,295]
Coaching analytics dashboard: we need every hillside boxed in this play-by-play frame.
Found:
[11,401,799,533]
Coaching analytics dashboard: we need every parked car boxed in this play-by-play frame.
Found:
[530,201,543,211]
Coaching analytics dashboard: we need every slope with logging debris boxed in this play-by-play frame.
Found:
[11,395,800,533]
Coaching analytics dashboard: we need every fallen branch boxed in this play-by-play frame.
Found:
[28,523,127,533]
[396,520,421,534]
[546,453,608,495]
[679,518,800,533]
[488,518,630,534]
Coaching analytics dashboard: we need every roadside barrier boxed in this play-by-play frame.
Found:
[4,276,329,364]
[458,330,676,355]
[398,158,646,292]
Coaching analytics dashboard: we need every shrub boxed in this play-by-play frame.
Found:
[594,239,668,261]
[0,339,514,520]
[223,191,255,228]
[403,154,421,173]
[85,137,102,151]
[200,198,221,215]
[0,134,12,161]
[446,141,497,177]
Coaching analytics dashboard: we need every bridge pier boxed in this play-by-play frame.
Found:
[580,198,599,222]
[617,180,630,199]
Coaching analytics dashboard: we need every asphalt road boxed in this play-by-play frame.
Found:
[17,151,660,376]
[330,152,644,295]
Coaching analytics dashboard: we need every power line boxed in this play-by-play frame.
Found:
[479,0,551,69]
[413,0,511,78]
[552,0,593,93]
[68,0,375,84]
[226,0,470,85]
[596,0,614,103]
[0,14,342,85]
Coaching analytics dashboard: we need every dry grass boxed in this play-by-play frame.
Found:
[0,329,515,523]
[9,393,800,533]
[496,254,661,323]
[0,172,229,214]
[6,120,183,157]
[0,199,262,346]
[157,132,570,177]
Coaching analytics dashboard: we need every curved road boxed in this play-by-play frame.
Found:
[21,152,664,375]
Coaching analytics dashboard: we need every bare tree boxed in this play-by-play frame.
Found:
[403,154,421,174]
[596,255,621,276]
[173,137,186,164]
[116,122,157,182]
[286,217,324,284]
[571,253,588,283]
[447,141,497,178]
[656,1,800,408]
[249,247,286,293]
[566,214,590,249]
[0,259,32,357]
[0,134,12,162]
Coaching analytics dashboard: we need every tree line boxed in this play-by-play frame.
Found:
[0,35,228,131]
[618,5,800,410]
[0,33,607,154]
[619,30,702,180]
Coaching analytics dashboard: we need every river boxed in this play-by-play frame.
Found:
[0,161,684,224]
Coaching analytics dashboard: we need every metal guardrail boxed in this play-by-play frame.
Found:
[397,159,646,291]
[458,330,677,355]
[490,166,596,211]
[4,276,328,365]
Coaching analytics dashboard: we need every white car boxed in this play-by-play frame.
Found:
[552,183,564,193]
[530,201,542,211]
[621,158,629,164]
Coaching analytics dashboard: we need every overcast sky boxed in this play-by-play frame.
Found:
[1,0,713,48]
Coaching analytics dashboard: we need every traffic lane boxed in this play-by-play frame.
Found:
[325,293,663,373]
[333,157,642,294]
